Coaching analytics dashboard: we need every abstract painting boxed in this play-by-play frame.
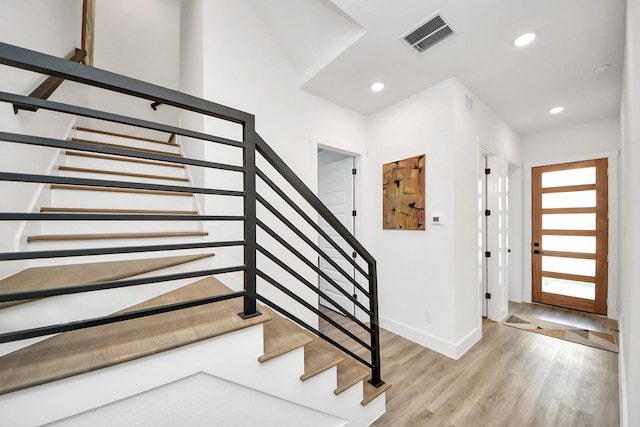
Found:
[383,154,425,230]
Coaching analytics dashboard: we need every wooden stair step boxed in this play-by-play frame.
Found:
[0,254,214,309]
[41,207,198,215]
[362,379,392,406]
[58,166,189,182]
[258,305,313,363]
[65,151,184,169]
[27,231,208,242]
[71,137,181,157]
[0,277,270,396]
[299,338,344,381]
[74,126,177,146]
[51,184,193,197]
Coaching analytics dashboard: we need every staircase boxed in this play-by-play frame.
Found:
[0,42,388,426]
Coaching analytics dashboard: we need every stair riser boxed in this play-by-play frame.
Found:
[40,220,200,235]
[27,234,208,252]
[74,130,180,155]
[51,189,195,211]
[60,169,189,186]
[64,155,186,179]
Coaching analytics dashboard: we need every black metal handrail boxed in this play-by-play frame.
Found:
[0,42,384,387]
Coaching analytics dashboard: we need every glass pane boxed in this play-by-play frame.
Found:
[542,190,595,209]
[542,277,595,300]
[542,213,595,230]
[542,167,595,188]
[542,256,595,277]
[542,235,596,253]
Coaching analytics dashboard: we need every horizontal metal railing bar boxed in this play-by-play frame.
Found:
[257,194,370,298]
[257,269,372,351]
[0,172,244,197]
[256,245,371,331]
[0,240,244,261]
[256,221,370,314]
[0,92,245,149]
[0,131,244,173]
[0,266,245,302]
[0,213,244,222]
[256,168,369,279]
[256,294,373,369]
[256,134,375,263]
[0,42,254,125]
[0,290,246,344]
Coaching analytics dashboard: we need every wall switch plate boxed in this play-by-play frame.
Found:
[424,310,432,323]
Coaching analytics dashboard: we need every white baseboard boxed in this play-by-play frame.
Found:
[618,314,628,427]
[379,316,481,360]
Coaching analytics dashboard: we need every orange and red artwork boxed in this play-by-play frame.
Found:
[382,154,425,230]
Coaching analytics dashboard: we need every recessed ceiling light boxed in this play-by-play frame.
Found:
[370,82,385,92]
[514,33,536,47]
[549,106,565,114]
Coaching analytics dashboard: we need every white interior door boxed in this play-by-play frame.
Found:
[318,155,355,315]
[486,154,509,321]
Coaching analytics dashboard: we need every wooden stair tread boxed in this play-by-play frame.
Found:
[59,166,188,182]
[51,184,193,197]
[74,126,177,146]
[71,137,181,157]
[258,306,313,363]
[362,379,392,406]
[41,207,198,215]
[0,254,214,306]
[0,277,270,396]
[27,231,208,242]
[300,338,344,381]
[65,151,184,169]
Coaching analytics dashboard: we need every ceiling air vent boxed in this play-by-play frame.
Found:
[402,13,455,53]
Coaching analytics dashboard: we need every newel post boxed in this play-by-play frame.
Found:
[368,260,385,387]
[240,116,260,319]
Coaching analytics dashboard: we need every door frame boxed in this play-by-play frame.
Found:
[522,150,619,319]
[313,140,365,322]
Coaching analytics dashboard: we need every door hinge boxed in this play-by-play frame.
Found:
[352,210,357,217]
[485,168,491,175]
[352,168,357,175]
[485,251,491,258]
[485,292,492,299]
[484,209,491,216]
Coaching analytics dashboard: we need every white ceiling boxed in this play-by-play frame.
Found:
[249,0,626,136]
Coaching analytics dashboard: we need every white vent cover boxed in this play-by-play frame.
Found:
[402,13,455,53]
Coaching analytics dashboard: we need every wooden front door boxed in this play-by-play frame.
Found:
[531,159,608,314]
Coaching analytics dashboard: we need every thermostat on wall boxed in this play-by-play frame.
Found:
[431,214,444,225]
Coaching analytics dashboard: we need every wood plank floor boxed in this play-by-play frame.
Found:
[320,302,619,427]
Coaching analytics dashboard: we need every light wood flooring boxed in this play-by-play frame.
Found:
[319,302,619,427]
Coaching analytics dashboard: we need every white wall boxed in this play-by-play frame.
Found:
[0,0,84,279]
[86,0,181,131]
[620,0,640,425]
[520,117,621,319]
[189,0,369,327]
[363,77,520,358]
